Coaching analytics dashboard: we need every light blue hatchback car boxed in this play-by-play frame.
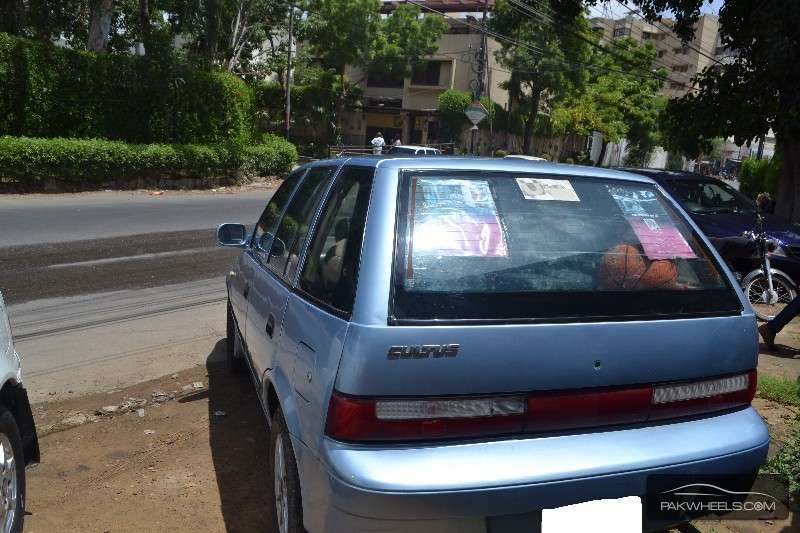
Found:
[217,157,769,533]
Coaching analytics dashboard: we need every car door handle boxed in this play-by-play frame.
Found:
[266,314,275,338]
[243,284,249,300]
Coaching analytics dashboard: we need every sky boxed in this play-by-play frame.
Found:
[589,0,722,19]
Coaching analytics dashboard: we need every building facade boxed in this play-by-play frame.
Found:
[589,14,720,99]
[340,10,509,147]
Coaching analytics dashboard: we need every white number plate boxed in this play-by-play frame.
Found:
[542,496,642,532]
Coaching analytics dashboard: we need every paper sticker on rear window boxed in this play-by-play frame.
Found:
[516,178,580,201]
[608,187,696,260]
[410,178,508,257]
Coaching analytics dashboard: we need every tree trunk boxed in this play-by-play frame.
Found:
[205,0,220,58]
[522,90,541,156]
[0,0,25,35]
[775,138,800,222]
[597,140,609,167]
[88,0,114,52]
[137,0,150,55]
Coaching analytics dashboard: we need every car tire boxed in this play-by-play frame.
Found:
[0,406,25,533]
[268,410,303,533]
[226,301,245,372]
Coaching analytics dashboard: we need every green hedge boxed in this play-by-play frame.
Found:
[0,32,254,144]
[0,135,297,185]
[739,154,782,199]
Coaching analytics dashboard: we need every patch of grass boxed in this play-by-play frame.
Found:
[761,428,800,497]
[757,374,800,407]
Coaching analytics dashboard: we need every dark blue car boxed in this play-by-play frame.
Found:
[623,169,800,314]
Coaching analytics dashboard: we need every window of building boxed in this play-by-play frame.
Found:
[672,65,689,73]
[672,46,689,55]
[367,69,404,88]
[642,32,653,40]
[411,61,442,86]
[657,50,666,58]
[669,82,686,90]
[365,97,402,109]
[612,27,630,37]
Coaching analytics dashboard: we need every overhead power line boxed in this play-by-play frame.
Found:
[406,0,687,86]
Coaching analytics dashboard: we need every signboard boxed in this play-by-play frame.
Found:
[464,100,489,125]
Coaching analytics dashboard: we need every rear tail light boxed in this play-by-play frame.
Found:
[326,394,527,441]
[326,370,756,442]
[650,370,756,421]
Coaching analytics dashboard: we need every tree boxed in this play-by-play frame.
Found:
[88,0,114,51]
[303,0,446,139]
[437,89,472,142]
[304,1,446,82]
[647,1,800,221]
[489,0,591,155]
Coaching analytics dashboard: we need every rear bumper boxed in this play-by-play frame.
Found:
[298,407,768,532]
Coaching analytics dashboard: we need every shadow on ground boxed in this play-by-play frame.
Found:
[204,340,272,532]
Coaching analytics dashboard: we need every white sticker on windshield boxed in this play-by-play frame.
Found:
[516,178,580,201]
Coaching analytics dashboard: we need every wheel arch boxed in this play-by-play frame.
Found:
[0,381,39,467]
[261,367,305,441]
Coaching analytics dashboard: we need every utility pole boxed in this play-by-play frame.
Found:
[471,0,489,155]
[285,3,294,140]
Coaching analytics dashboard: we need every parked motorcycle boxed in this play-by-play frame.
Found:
[711,214,797,321]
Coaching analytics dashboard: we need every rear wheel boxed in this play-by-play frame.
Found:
[0,407,24,533]
[744,273,796,321]
[268,411,303,533]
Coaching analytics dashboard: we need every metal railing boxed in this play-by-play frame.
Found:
[327,142,456,158]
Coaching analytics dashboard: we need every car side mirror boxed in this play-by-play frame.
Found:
[217,223,248,248]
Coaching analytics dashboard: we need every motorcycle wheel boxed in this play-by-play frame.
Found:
[744,273,796,321]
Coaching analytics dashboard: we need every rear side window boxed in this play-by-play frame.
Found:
[268,166,335,281]
[299,166,373,315]
[392,171,740,323]
[251,168,305,263]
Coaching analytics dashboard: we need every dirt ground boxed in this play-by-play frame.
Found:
[21,338,800,533]
[25,340,272,533]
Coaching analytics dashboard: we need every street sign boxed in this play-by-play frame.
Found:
[464,100,488,126]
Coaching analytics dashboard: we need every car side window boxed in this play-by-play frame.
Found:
[299,166,374,315]
[251,168,305,264]
[267,166,335,282]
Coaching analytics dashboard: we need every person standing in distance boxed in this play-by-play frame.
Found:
[371,132,385,155]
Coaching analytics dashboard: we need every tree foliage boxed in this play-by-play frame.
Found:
[489,0,592,154]
[304,0,446,79]
[635,0,800,219]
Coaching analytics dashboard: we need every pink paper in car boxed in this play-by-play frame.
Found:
[626,217,696,260]
[412,179,508,257]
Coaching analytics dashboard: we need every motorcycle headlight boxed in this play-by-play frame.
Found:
[771,243,787,257]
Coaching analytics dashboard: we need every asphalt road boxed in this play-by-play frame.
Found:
[0,189,273,401]
[0,190,269,247]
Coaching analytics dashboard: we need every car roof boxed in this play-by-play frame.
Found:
[300,157,657,184]
[504,155,546,161]
[393,145,437,150]
[615,168,720,183]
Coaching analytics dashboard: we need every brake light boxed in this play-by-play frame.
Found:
[326,394,526,441]
[325,370,756,442]
[650,370,756,421]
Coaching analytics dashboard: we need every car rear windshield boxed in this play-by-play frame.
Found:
[391,171,741,323]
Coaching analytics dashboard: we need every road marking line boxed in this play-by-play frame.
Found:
[45,247,213,269]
